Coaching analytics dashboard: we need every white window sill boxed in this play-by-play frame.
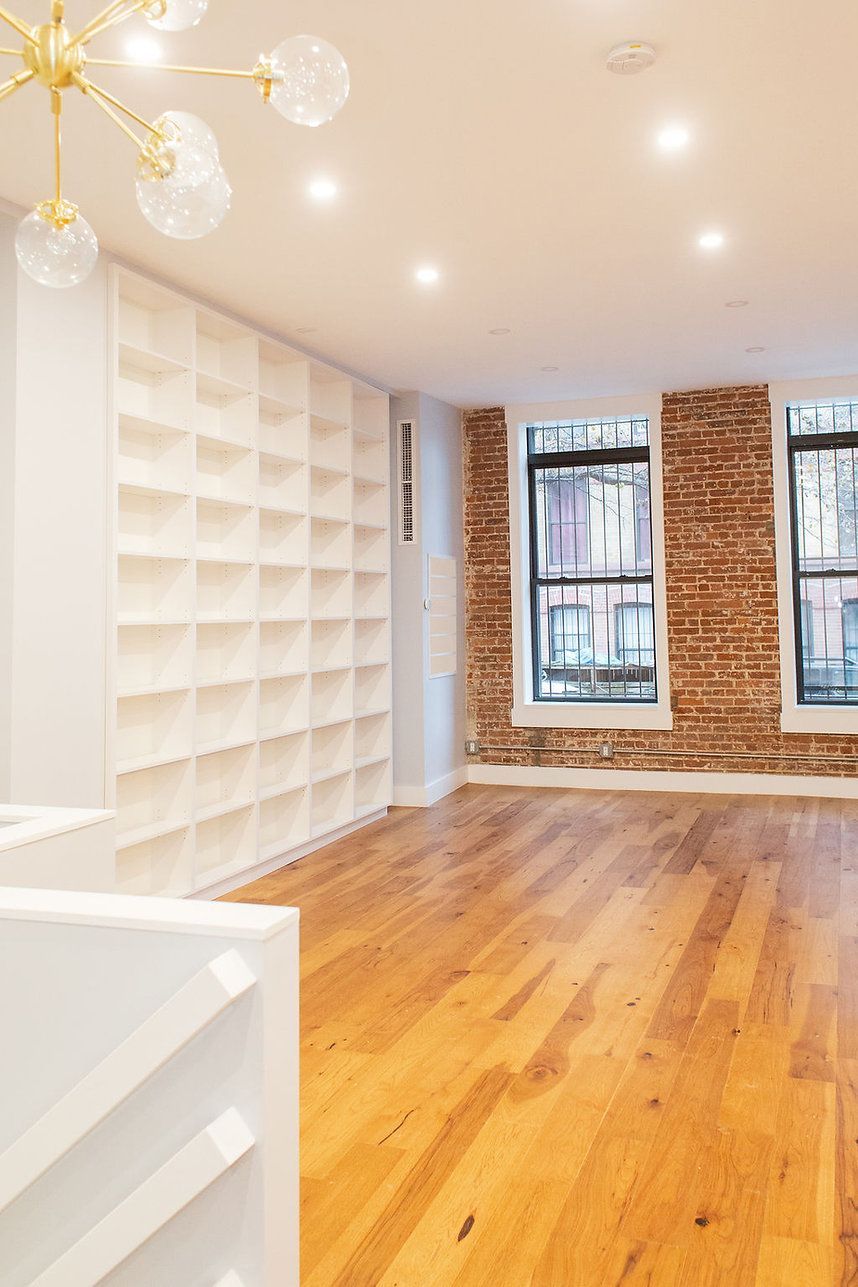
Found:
[511,702,674,731]
[781,705,858,735]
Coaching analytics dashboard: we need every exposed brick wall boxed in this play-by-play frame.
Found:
[463,386,858,776]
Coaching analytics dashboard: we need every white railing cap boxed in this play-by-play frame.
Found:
[0,888,298,940]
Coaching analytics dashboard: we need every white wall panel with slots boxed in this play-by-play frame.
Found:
[111,267,392,897]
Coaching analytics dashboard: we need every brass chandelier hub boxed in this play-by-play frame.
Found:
[23,21,84,89]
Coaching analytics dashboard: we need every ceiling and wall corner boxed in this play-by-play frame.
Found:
[1,2,855,408]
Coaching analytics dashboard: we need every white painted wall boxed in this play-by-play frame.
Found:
[0,206,110,809]
[0,214,16,799]
[390,392,467,805]
[11,250,110,806]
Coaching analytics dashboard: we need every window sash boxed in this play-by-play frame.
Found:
[788,407,858,705]
[528,420,656,705]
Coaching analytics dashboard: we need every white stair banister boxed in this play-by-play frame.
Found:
[31,1109,255,1287]
[0,948,256,1214]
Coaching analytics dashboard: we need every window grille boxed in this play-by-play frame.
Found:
[527,416,657,702]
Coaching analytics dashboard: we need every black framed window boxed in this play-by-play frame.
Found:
[528,416,657,702]
[788,401,858,704]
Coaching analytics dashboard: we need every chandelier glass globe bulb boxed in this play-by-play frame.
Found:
[268,35,350,127]
[136,163,232,239]
[145,0,209,32]
[15,204,99,289]
[145,111,221,192]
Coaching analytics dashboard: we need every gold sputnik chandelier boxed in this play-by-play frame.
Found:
[0,0,349,287]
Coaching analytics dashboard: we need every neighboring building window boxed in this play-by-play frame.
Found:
[547,476,589,568]
[843,599,858,664]
[614,601,655,666]
[528,415,657,702]
[799,597,814,658]
[549,603,591,663]
[788,401,858,704]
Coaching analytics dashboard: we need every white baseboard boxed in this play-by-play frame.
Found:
[393,766,469,808]
[467,763,858,800]
[191,808,388,899]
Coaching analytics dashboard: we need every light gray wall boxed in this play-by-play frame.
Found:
[418,392,466,790]
[390,390,466,802]
[0,214,16,798]
[390,392,426,795]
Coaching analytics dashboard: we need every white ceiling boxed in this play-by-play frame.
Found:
[2,1,858,406]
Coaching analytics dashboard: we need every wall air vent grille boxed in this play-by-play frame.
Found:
[398,419,416,544]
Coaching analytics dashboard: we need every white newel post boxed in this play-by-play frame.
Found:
[0,890,299,1286]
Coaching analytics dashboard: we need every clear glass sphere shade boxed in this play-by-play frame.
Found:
[268,35,349,127]
[136,165,231,240]
[146,0,208,31]
[159,110,220,161]
[15,208,98,288]
[147,112,220,191]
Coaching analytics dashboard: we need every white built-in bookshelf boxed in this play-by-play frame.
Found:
[111,267,392,896]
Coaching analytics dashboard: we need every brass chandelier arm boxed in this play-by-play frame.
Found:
[52,88,62,203]
[85,57,259,79]
[0,65,33,101]
[0,46,22,55]
[71,0,150,49]
[72,71,149,150]
[75,73,162,135]
[0,5,36,46]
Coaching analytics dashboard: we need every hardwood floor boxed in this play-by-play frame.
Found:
[225,784,858,1285]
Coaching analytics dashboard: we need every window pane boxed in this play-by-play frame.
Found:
[798,575,858,703]
[788,401,858,437]
[529,417,650,455]
[532,461,652,578]
[528,415,656,704]
[793,446,858,571]
[789,400,858,706]
[535,582,656,701]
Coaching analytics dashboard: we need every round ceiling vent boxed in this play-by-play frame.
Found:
[606,41,656,75]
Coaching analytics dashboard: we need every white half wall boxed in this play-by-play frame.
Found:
[0,890,299,1285]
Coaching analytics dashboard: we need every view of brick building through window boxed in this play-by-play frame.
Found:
[788,400,858,703]
[528,416,657,702]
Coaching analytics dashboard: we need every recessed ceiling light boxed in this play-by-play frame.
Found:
[125,35,163,62]
[746,346,766,353]
[307,177,338,202]
[489,327,511,335]
[725,299,748,308]
[541,365,559,372]
[415,266,440,285]
[657,124,690,152]
[698,231,725,251]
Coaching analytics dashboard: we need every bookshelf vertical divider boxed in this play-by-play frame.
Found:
[110,267,391,896]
